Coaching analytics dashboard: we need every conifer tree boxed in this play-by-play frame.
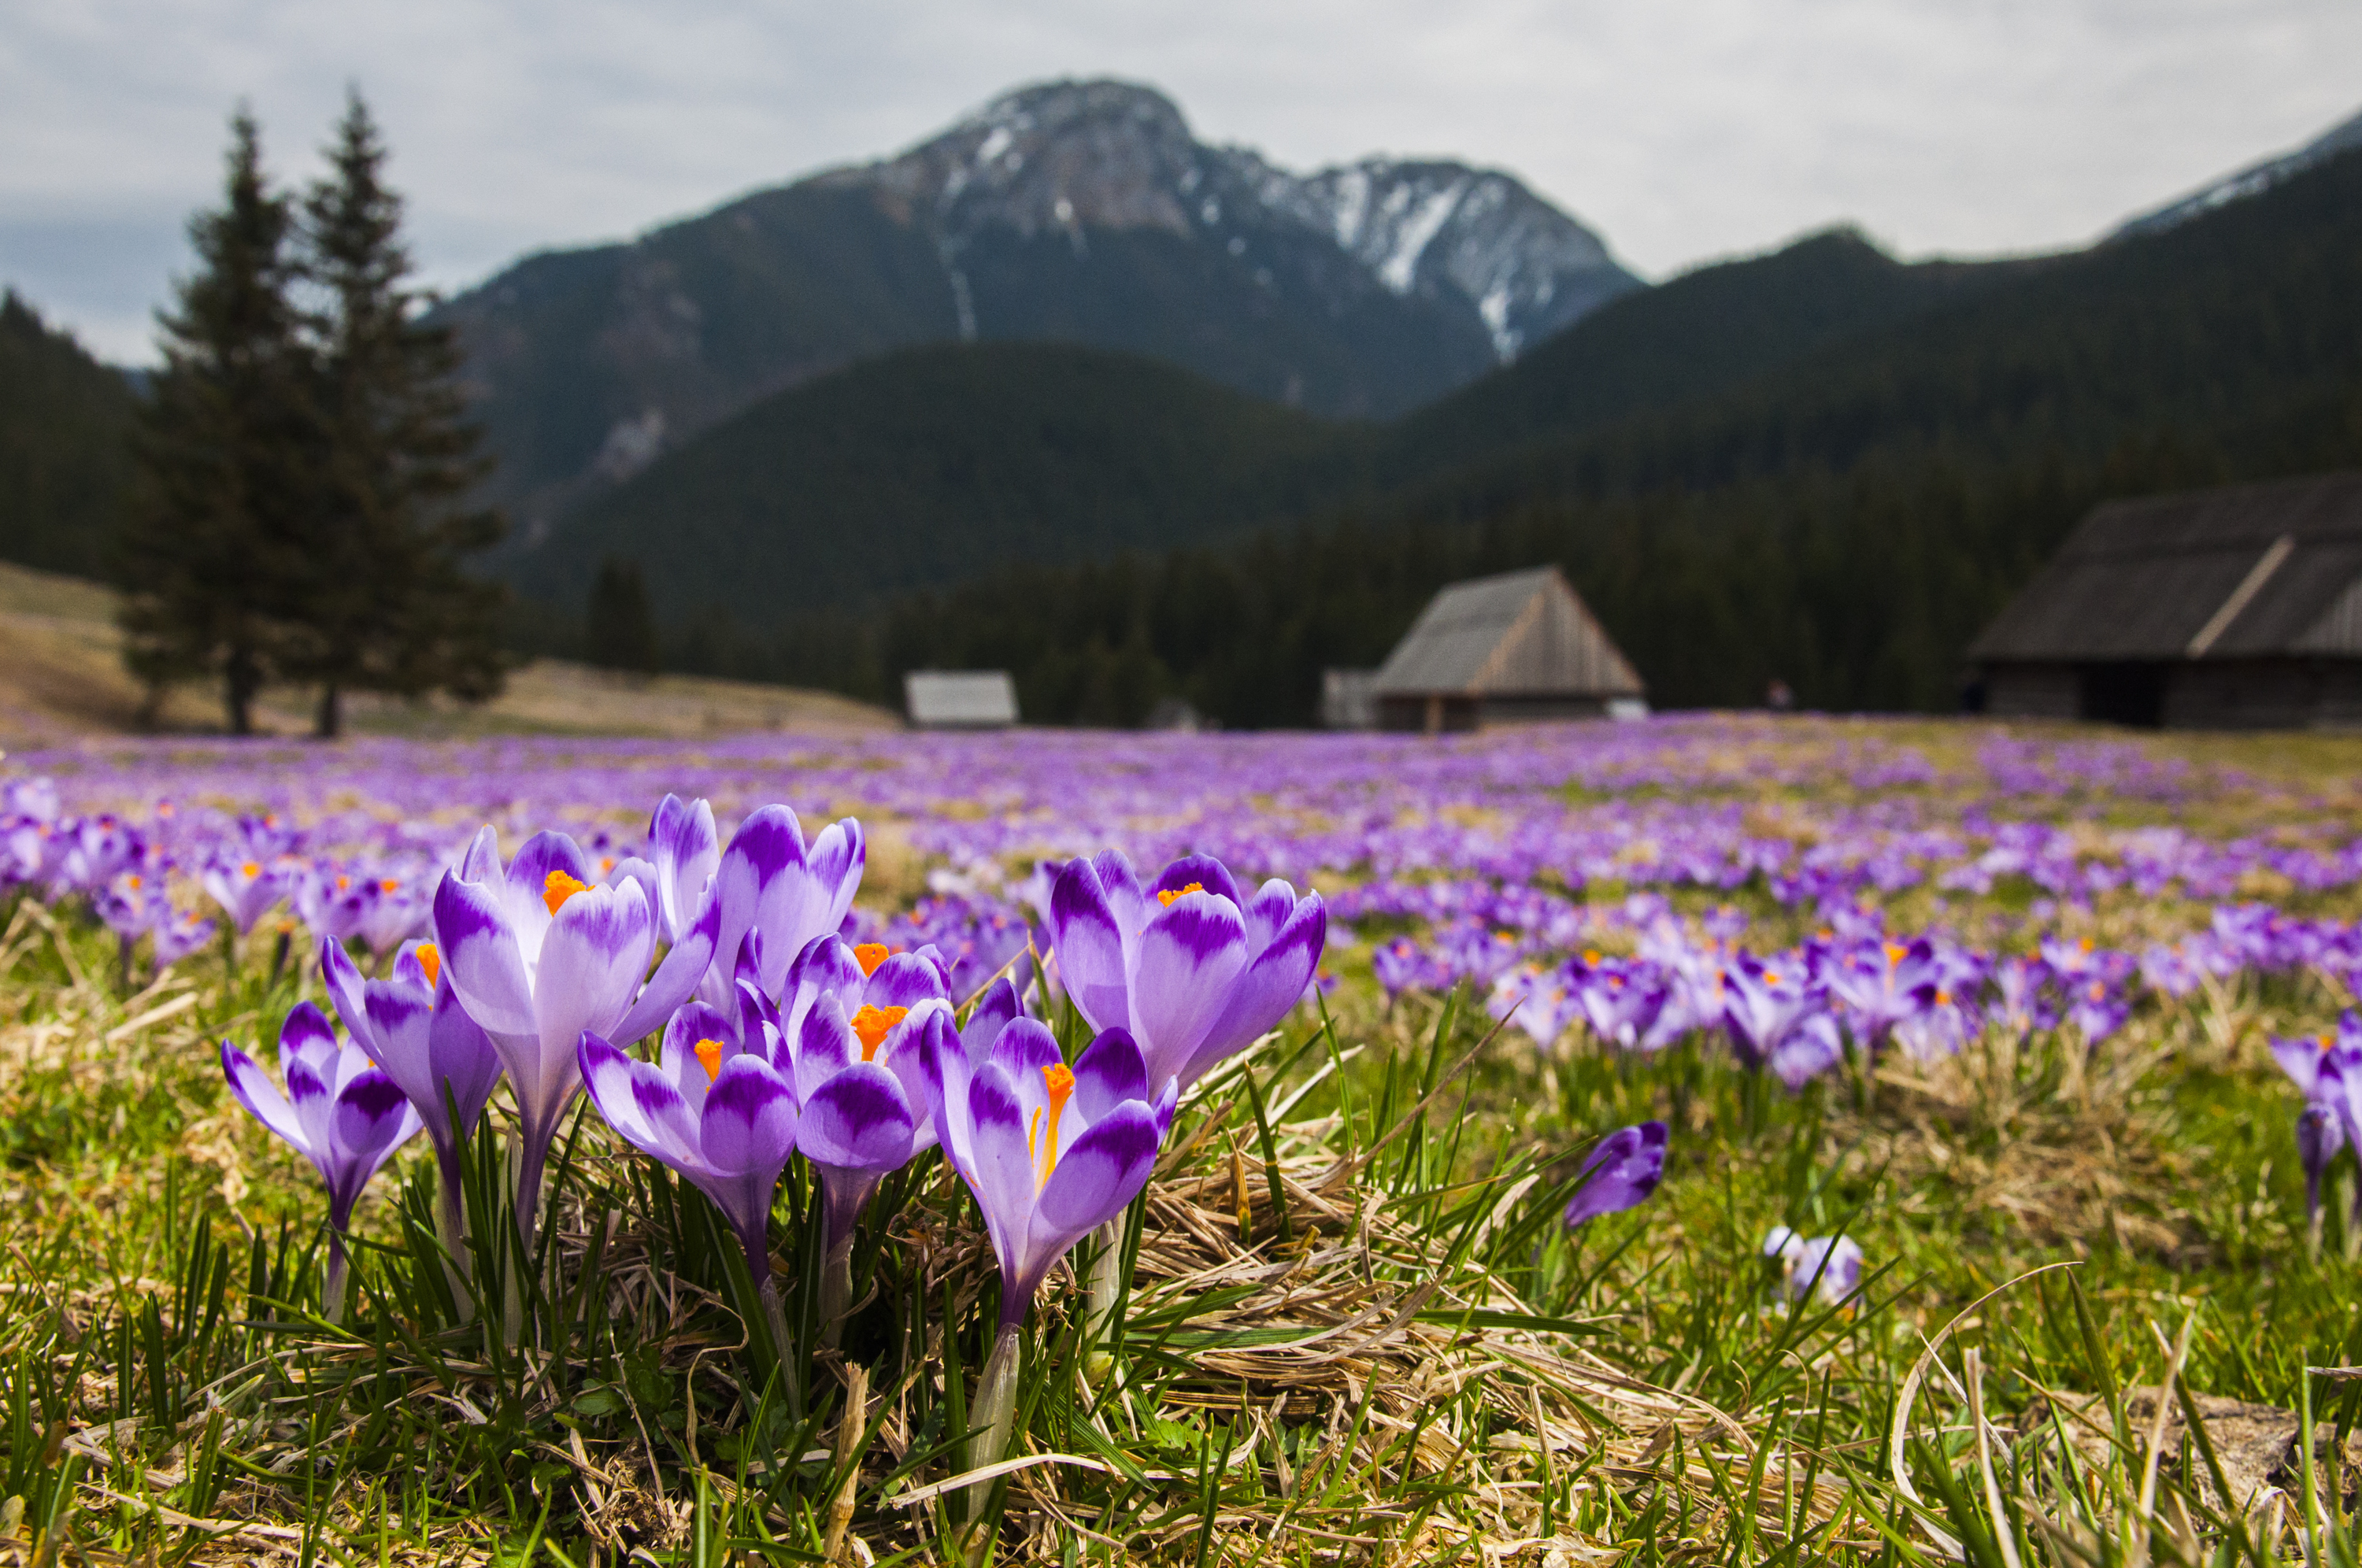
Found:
[293,90,505,738]
[584,556,661,675]
[117,110,314,734]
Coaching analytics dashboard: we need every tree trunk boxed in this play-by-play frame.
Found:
[224,645,259,736]
[314,683,342,739]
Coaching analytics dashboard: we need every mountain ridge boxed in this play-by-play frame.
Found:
[446,76,1639,540]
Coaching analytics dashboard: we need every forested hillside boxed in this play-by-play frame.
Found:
[720,142,2362,723]
[513,342,1380,627]
[0,292,137,579]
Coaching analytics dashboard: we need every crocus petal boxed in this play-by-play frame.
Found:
[798,1063,917,1174]
[456,825,503,885]
[960,978,1023,1063]
[425,978,505,1139]
[1049,860,1130,1034]
[1072,1027,1150,1122]
[1151,854,1245,912]
[318,939,379,1056]
[1181,894,1324,1087]
[964,1061,1038,1270]
[1240,878,1301,952]
[650,794,720,942]
[1035,1100,1162,1237]
[699,1057,800,1176]
[1127,893,1249,1085]
[221,1040,309,1153]
[1563,1121,1669,1227]
[579,1032,709,1174]
[326,1074,421,1222]
[794,1000,861,1103]
[279,1000,339,1078]
[434,874,539,1039]
[533,880,656,1069]
[866,952,950,1011]
[611,888,719,1046]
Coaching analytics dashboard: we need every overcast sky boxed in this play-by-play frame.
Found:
[3,0,2354,364]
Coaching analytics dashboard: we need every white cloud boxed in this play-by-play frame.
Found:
[1,0,2353,363]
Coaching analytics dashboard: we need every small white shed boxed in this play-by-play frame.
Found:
[904,670,1020,729]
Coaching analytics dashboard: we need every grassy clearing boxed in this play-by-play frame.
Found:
[3,815,2362,1568]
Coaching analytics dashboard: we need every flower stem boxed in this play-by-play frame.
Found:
[1083,1217,1126,1378]
[817,1170,877,1350]
[966,1322,1024,1517]
[434,1145,473,1323]
[323,1230,349,1326]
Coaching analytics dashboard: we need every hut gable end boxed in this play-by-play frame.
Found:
[1372,568,1642,730]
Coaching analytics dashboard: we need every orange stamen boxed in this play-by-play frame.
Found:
[1157,882,1206,908]
[1934,988,1952,1006]
[850,1004,909,1060]
[853,942,891,976]
[414,942,441,988]
[1036,1063,1077,1189]
[241,860,261,878]
[1763,969,1782,986]
[694,1037,724,1080]
[1885,944,1907,966]
[543,869,593,915]
[381,878,401,894]
[1582,949,1601,964]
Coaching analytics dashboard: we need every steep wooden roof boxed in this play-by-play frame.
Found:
[1971,473,2362,663]
[904,670,1019,726]
[1373,567,1644,697]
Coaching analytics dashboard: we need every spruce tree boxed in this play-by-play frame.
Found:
[294,89,505,738]
[584,557,661,675]
[117,110,314,734]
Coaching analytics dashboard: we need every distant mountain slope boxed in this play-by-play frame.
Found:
[1379,227,2036,483]
[2112,101,2362,239]
[0,290,137,579]
[509,226,2043,626]
[782,139,2362,723]
[445,78,1637,537]
[513,342,1377,624]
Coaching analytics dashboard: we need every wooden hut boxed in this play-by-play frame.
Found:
[904,670,1020,728]
[1372,567,1644,732]
[1968,472,2362,728]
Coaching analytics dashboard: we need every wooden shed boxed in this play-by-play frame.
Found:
[904,670,1020,728]
[1372,567,1645,732]
[1968,472,2362,728]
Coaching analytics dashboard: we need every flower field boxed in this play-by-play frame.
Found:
[6,714,2362,1566]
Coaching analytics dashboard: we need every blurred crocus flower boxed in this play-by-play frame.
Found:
[1823,939,1938,1048]
[2271,1020,2362,1233]
[1047,850,1325,1093]
[1722,952,1843,1089]
[578,1011,800,1352]
[1762,1226,1864,1306]
[298,868,375,944]
[2067,978,2130,1047]
[1563,1121,1668,1227]
[1567,953,1673,1052]
[697,804,864,1008]
[354,873,434,957]
[1487,963,1580,1050]
[202,854,285,934]
[221,1002,420,1321]
[320,937,504,1251]
[434,826,716,1246]
[150,906,218,971]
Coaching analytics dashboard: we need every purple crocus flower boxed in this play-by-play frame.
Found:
[1763,1226,1864,1306]
[2272,1021,2362,1234]
[319,937,504,1254]
[202,853,286,935]
[433,826,716,1247]
[1823,938,1938,1049]
[577,1015,801,1352]
[221,1003,420,1321]
[150,906,218,971]
[1722,952,1844,1089]
[1487,963,1580,1050]
[697,804,864,1008]
[926,1018,1176,1329]
[776,934,954,1337]
[1567,953,1673,1051]
[1563,1121,1668,1227]
[1047,850,1324,1093]
[923,1016,1176,1487]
